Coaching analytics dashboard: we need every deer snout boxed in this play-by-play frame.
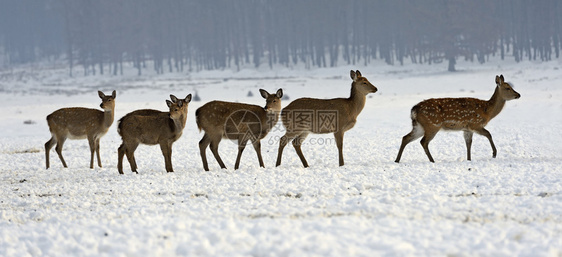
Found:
[515,92,521,99]
[264,107,275,113]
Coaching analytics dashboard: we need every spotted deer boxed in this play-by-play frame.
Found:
[276,70,378,167]
[395,75,520,163]
[117,94,191,174]
[196,89,283,171]
[45,90,116,169]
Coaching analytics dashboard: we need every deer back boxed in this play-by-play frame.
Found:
[281,98,351,134]
[127,109,166,117]
[196,101,269,139]
[413,97,490,131]
[47,90,116,139]
[281,70,377,134]
[196,89,283,140]
[413,75,520,131]
[118,95,190,145]
[47,108,105,139]
[118,114,174,145]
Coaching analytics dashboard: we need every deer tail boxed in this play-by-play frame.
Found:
[195,108,202,132]
[410,104,423,128]
[117,116,125,137]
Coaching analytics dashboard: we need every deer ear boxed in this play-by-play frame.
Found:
[98,91,105,98]
[185,94,192,103]
[259,89,269,99]
[499,75,504,82]
[166,100,173,108]
[170,95,179,103]
[355,70,362,78]
[276,89,283,98]
[350,70,356,81]
[495,75,500,85]
[111,90,116,99]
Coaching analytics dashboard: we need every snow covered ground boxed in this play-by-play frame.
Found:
[0,59,561,256]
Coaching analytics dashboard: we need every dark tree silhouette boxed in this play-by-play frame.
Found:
[1,0,561,73]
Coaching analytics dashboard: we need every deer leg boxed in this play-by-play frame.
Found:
[125,143,139,173]
[276,134,290,167]
[160,142,174,173]
[334,131,345,166]
[199,134,211,171]
[463,131,474,161]
[168,144,174,173]
[395,125,424,163]
[420,130,438,163]
[210,138,227,169]
[88,136,96,169]
[55,136,68,168]
[131,153,138,172]
[234,139,248,170]
[95,138,102,168]
[252,140,265,168]
[293,133,309,168]
[117,144,126,174]
[45,137,56,169]
[475,128,497,158]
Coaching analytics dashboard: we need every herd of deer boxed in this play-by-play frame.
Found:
[44,70,521,174]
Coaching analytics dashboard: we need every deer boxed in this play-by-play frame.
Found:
[394,74,521,163]
[196,88,283,171]
[45,90,116,169]
[117,94,191,174]
[276,70,378,167]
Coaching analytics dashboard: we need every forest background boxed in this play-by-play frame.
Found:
[1,0,560,75]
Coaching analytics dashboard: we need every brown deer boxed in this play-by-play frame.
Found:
[196,89,283,171]
[45,90,116,169]
[395,75,521,163]
[117,94,191,174]
[276,70,378,167]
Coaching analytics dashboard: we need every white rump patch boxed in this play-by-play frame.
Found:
[410,109,417,120]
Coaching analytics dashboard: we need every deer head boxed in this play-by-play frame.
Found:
[167,94,191,119]
[495,75,521,101]
[260,88,283,113]
[351,70,378,95]
[98,90,116,111]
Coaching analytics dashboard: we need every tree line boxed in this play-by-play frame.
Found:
[1,0,561,75]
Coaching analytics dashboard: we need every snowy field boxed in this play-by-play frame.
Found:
[0,59,561,256]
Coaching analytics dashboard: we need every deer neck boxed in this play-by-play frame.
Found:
[486,86,506,119]
[175,113,188,131]
[348,84,367,116]
[167,113,187,134]
[265,110,280,131]
[103,109,115,129]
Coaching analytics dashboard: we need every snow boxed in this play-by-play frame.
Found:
[0,59,561,256]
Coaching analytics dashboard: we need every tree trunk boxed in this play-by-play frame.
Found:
[448,57,456,72]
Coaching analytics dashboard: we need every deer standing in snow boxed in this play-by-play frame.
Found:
[45,90,116,169]
[276,70,378,167]
[196,89,283,171]
[117,94,191,174]
[395,75,520,163]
